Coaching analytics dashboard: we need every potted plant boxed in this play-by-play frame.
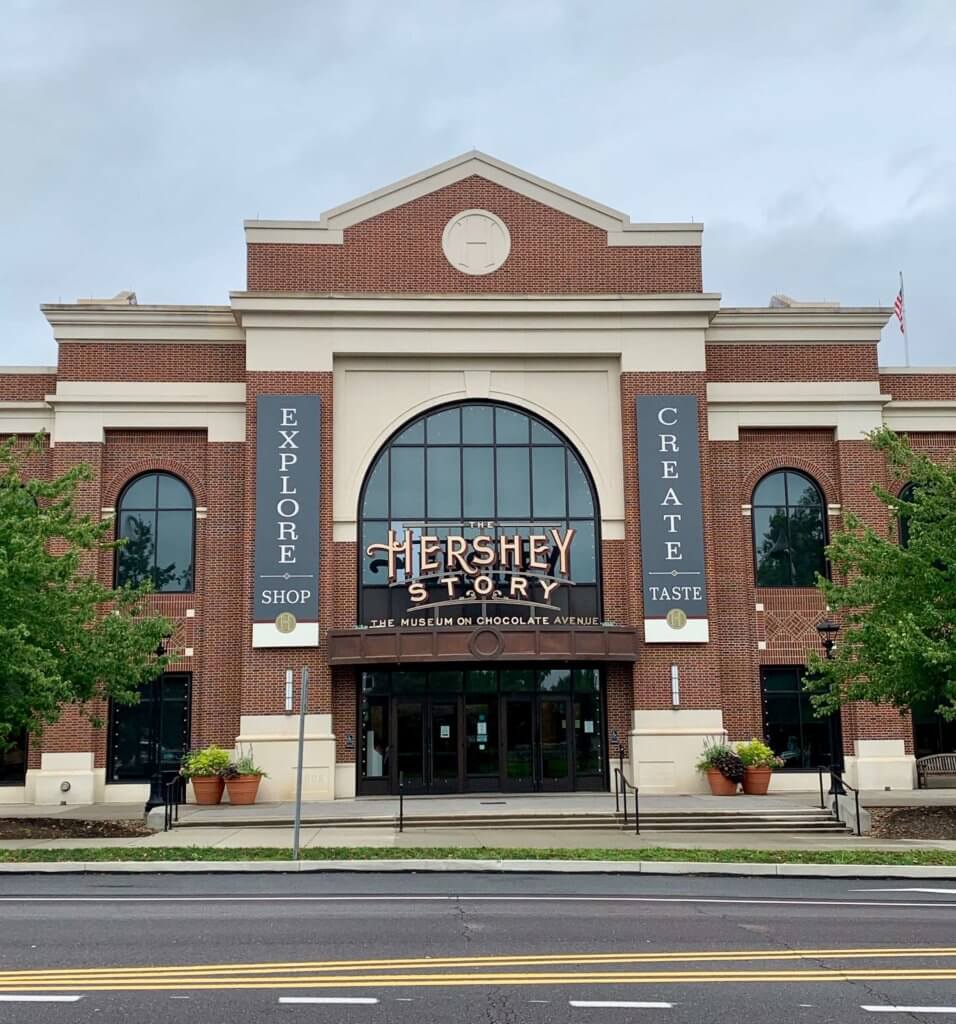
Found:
[736,738,784,795]
[181,745,231,804]
[695,741,745,796]
[221,753,267,805]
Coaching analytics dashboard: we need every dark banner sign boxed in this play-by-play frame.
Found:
[636,395,709,643]
[252,395,321,648]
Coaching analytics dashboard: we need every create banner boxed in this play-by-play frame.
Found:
[252,395,321,648]
[636,395,709,643]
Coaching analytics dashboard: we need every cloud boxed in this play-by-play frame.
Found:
[1,0,953,365]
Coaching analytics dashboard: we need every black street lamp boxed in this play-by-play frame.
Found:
[144,632,173,816]
[815,618,845,794]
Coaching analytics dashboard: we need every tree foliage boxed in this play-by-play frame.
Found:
[0,434,172,745]
[805,427,956,722]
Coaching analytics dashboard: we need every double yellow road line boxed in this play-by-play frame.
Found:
[3,946,956,993]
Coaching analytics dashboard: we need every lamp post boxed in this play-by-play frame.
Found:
[815,618,845,795]
[144,632,173,816]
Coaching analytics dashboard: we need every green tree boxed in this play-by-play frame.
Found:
[0,434,172,746]
[805,427,956,723]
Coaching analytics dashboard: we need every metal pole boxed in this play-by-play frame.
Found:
[818,767,825,810]
[900,271,910,368]
[292,667,310,861]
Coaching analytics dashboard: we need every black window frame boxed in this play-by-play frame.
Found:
[760,664,837,772]
[114,472,196,593]
[107,672,192,783]
[357,400,602,624]
[898,482,917,548]
[752,468,828,588]
[0,731,28,785]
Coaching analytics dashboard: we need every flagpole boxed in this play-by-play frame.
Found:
[900,270,910,367]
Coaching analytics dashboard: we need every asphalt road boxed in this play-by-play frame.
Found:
[1,872,956,1023]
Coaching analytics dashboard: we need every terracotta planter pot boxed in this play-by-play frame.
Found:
[190,775,224,805]
[224,775,262,806]
[742,766,773,795]
[704,768,738,796]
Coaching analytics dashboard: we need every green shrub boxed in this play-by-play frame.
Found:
[695,740,745,783]
[221,754,267,779]
[180,745,232,779]
[736,738,783,769]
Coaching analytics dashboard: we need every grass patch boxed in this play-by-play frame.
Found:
[0,846,954,867]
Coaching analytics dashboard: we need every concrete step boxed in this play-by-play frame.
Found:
[169,808,848,833]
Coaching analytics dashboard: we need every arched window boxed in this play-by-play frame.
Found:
[898,482,917,548]
[752,469,827,587]
[359,401,600,624]
[115,473,195,592]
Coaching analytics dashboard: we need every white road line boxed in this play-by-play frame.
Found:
[279,997,380,1005]
[0,995,83,1003]
[862,1008,956,1015]
[570,1002,673,1009]
[0,895,954,910]
[852,889,956,895]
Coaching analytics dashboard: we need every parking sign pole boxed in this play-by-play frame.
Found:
[292,666,309,861]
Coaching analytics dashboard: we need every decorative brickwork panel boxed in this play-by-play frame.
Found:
[248,177,701,295]
[707,344,878,381]
[59,344,245,382]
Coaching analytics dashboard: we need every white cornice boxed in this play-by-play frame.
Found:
[883,400,956,432]
[880,366,956,374]
[707,306,890,345]
[706,380,890,441]
[243,150,704,248]
[230,292,721,317]
[41,305,243,344]
[0,365,56,374]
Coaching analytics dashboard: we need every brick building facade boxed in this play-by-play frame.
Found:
[1,152,953,805]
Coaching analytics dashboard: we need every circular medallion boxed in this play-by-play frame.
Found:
[275,612,297,634]
[665,608,688,631]
[442,209,511,276]
[468,627,505,659]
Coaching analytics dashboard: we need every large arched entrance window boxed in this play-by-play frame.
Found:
[356,402,606,797]
[359,401,601,624]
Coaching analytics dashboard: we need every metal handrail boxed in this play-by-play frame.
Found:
[162,774,186,832]
[817,764,862,836]
[614,767,640,835]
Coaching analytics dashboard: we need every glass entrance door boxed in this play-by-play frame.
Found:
[430,701,459,793]
[394,698,461,793]
[358,667,608,795]
[504,697,535,791]
[539,697,572,791]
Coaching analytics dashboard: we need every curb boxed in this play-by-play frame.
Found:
[1,858,955,878]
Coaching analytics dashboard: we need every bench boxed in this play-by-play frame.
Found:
[916,753,956,789]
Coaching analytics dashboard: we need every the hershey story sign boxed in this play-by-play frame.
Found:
[636,395,709,643]
[252,395,321,648]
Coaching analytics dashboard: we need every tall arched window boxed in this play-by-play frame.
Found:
[898,482,917,548]
[115,473,195,592]
[752,469,827,587]
[359,401,601,624]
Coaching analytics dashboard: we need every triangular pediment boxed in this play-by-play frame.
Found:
[318,150,631,232]
[244,151,701,247]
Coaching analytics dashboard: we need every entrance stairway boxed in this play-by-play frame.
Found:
[170,806,848,834]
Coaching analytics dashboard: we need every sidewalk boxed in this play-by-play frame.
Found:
[2,823,955,852]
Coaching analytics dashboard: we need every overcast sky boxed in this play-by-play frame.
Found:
[2,1,953,366]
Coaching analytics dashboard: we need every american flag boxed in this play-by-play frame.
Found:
[894,283,905,334]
